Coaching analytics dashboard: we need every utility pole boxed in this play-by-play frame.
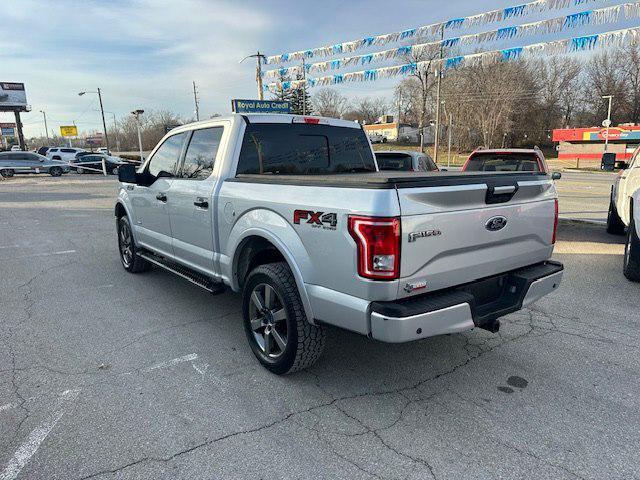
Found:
[301,59,307,115]
[433,24,445,163]
[193,81,200,121]
[240,52,267,100]
[447,113,453,168]
[40,110,50,143]
[602,95,613,152]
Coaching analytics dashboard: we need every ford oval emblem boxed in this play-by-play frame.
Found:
[485,216,508,231]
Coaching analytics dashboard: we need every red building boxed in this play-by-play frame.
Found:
[552,125,640,165]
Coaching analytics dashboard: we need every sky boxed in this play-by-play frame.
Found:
[1,0,636,138]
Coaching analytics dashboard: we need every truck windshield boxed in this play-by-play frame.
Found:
[465,153,541,172]
[236,123,376,175]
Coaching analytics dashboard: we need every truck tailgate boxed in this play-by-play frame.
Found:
[396,173,557,299]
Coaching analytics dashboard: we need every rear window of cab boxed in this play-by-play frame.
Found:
[236,123,376,175]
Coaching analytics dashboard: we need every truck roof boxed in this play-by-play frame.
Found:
[168,114,361,134]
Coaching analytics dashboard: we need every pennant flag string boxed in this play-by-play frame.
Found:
[263,2,635,80]
[264,0,598,65]
[265,26,640,92]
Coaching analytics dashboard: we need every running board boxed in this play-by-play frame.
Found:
[138,251,225,295]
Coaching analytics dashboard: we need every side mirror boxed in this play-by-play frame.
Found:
[551,172,561,180]
[440,168,448,172]
[118,163,137,183]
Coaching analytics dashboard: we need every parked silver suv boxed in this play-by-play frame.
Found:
[0,151,69,177]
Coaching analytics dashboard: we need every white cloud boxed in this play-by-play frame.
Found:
[2,0,275,137]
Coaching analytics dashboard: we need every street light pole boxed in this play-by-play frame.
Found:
[602,95,613,152]
[240,52,267,100]
[132,109,145,162]
[39,110,49,143]
[79,88,110,153]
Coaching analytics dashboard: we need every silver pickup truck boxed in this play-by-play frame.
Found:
[115,114,563,374]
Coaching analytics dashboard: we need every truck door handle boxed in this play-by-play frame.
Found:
[156,193,167,202]
[194,197,209,209]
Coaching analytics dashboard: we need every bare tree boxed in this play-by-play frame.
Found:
[343,97,388,124]
[403,41,440,151]
[312,88,348,118]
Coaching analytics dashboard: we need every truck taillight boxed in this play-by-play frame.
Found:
[348,216,400,280]
[552,198,559,244]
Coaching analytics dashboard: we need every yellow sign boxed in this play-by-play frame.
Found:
[60,125,78,137]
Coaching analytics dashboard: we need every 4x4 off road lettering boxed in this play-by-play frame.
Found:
[293,210,337,230]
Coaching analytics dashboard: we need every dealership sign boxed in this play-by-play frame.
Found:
[0,82,27,110]
[231,99,291,114]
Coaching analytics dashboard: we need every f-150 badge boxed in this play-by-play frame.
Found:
[408,229,441,242]
[294,210,337,230]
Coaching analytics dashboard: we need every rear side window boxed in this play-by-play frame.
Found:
[148,133,187,177]
[181,127,223,180]
[61,149,76,153]
[466,153,540,172]
[236,123,375,175]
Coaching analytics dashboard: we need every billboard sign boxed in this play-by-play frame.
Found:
[60,125,78,137]
[231,99,290,114]
[85,136,103,146]
[0,122,16,137]
[0,82,27,110]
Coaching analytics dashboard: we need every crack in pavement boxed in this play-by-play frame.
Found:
[75,320,541,479]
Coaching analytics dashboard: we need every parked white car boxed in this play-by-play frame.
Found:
[624,188,640,281]
[47,147,86,163]
[368,132,387,144]
[607,146,640,233]
[10,145,21,151]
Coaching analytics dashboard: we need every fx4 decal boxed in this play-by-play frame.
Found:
[293,210,337,230]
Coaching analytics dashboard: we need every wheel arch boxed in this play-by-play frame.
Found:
[229,226,315,324]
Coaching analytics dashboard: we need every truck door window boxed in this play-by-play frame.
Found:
[147,132,186,178]
[181,127,223,180]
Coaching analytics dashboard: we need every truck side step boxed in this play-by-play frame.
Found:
[138,251,225,295]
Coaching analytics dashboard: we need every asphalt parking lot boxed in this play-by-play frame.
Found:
[1,174,638,480]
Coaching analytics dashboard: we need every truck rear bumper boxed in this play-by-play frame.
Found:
[369,261,563,343]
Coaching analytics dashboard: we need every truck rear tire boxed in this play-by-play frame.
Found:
[242,262,325,374]
[117,216,151,273]
[623,217,640,282]
[607,194,625,235]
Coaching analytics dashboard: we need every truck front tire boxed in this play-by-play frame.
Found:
[607,194,625,235]
[117,216,151,273]
[242,262,325,374]
[623,217,640,282]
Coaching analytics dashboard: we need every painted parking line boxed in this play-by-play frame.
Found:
[0,389,80,480]
[0,403,17,413]
[1,250,76,261]
[140,353,199,373]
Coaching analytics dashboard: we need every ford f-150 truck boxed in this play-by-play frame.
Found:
[115,114,563,374]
